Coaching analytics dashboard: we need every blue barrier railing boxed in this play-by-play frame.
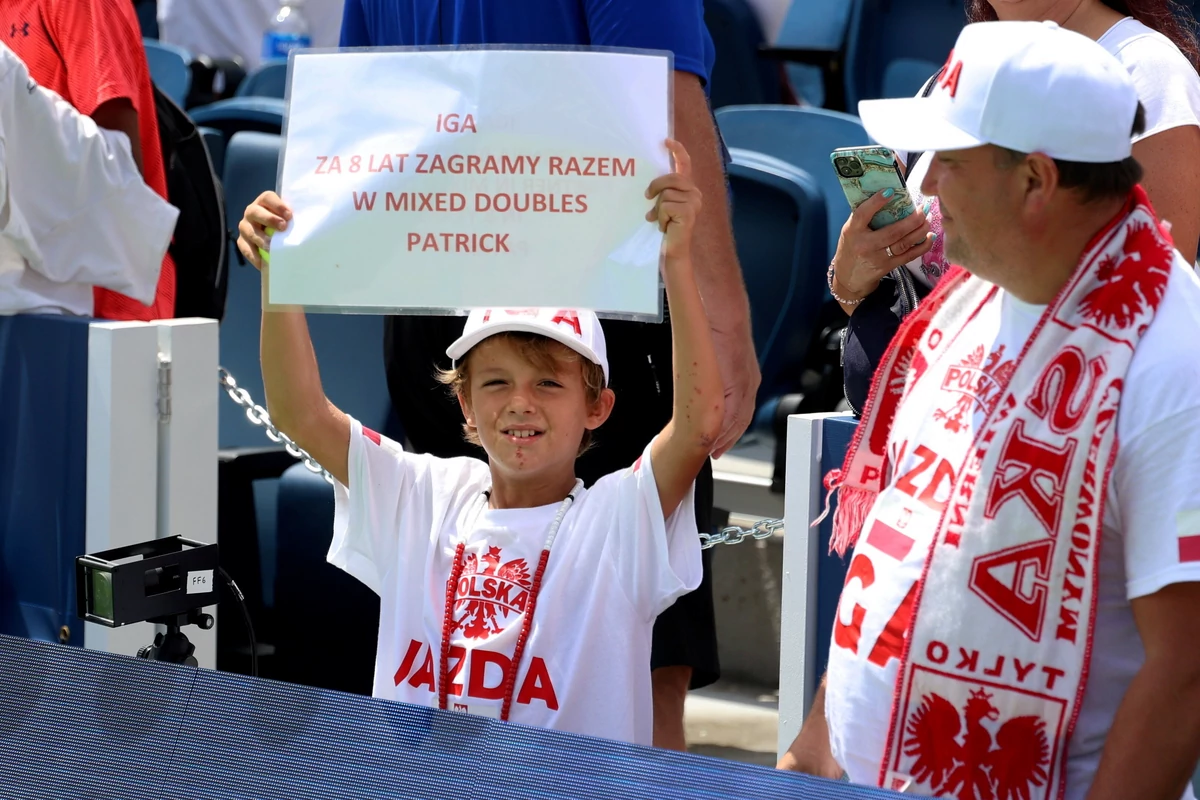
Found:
[0,633,910,799]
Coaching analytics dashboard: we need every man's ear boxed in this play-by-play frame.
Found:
[585,388,616,431]
[1022,153,1061,215]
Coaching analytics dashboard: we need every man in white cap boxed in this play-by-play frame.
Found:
[779,20,1200,800]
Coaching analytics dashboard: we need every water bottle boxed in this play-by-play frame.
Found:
[262,0,312,61]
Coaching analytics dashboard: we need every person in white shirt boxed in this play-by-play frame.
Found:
[779,21,1200,800]
[157,0,345,73]
[0,43,177,316]
[234,140,723,746]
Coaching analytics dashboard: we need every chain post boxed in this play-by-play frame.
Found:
[698,517,785,550]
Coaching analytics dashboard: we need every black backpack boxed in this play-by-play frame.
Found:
[152,84,229,321]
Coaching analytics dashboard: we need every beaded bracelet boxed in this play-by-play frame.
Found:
[827,263,865,306]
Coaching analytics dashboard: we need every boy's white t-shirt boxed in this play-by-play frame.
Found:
[824,256,1200,799]
[329,418,703,746]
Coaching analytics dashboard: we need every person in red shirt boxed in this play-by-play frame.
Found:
[0,0,175,320]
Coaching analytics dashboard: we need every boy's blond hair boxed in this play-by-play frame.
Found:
[436,332,607,455]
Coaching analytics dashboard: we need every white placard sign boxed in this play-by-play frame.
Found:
[266,47,672,318]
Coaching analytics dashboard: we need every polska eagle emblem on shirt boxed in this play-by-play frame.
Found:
[451,546,533,639]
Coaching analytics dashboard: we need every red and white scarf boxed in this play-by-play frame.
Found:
[825,187,1175,799]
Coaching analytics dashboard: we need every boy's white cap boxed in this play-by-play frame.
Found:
[858,21,1139,163]
[446,308,610,384]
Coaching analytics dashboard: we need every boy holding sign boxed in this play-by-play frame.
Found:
[237,140,721,746]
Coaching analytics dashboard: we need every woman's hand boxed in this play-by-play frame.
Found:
[831,190,935,308]
[236,191,293,270]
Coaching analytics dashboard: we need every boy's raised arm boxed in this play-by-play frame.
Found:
[239,192,352,487]
[646,141,726,519]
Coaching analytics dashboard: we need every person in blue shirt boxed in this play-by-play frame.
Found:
[340,0,759,751]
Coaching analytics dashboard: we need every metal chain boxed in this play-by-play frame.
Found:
[699,517,784,549]
[218,367,335,485]
[217,367,784,541]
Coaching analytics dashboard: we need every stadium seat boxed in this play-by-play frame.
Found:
[236,59,290,100]
[198,126,226,177]
[703,0,781,108]
[726,148,827,402]
[716,105,870,264]
[216,132,398,676]
[189,97,288,141]
[236,59,289,99]
[218,132,283,450]
[882,57,942,100]
[143,39,192,107]
[271,462,378,695]
[772,0,857,108]
[843,0,965,110]
[217,131,396,450]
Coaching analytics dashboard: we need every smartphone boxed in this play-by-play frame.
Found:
[831,146,916,231]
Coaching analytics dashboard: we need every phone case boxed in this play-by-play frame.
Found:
[831,146,916,230]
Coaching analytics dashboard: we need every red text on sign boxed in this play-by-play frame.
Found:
[548,156,635,177]
[436,113,477,133]
[407,232,510,253]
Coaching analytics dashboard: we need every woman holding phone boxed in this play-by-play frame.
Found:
[832,0,1200,415]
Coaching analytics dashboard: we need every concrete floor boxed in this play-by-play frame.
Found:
[684,680,779,768]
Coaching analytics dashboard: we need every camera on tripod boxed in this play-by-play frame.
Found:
[75,536,220,666]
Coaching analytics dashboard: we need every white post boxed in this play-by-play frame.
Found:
[777,411,852,759]
[85,319,220,669]
[156,319,220,669]
[85,322,160,660]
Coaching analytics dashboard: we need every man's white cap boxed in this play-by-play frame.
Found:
[858,21,1139,163]
[446,308,610,384]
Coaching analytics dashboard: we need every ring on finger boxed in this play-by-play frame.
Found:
[885,245,895,258]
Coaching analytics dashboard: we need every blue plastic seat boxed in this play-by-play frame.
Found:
[217,132,397,654]
[198,126,226,177]
[189,97,287,141]
[703,0,781,108]
[218,132,395,450]
[236,59,289,99]
[716,105,870,264]
[844,0,965,109]
[882,57,942,100]
[773,0,857,107]
[143,38,191,106]
[726,148,827,401]
[271,463,378,694]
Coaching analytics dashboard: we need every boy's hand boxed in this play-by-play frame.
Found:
[237,191,293,270]
[645,139,702,261]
